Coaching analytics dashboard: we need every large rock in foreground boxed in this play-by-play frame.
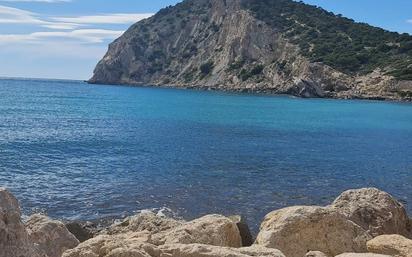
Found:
[26,214,79,257]
[367,234,412,257]
[158,243,285,257]
[62,232,158,257]
[335,253,392,257]
[0,188,43,257]
[151,214,242,247]
[63,232,284,257]
[255,206,372,257]
[104,212,183,236]
[331,188,411,238]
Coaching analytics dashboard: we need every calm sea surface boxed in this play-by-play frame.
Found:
[0,78,411,231]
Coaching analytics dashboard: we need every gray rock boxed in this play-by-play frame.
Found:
[62,233,157,257]
[26,214,79,257]
[0,187,43,257]
[335,254,392,257]
[151,214,242,247]
[104,211,183,236]
[331,188,412,238]
[367,234,412,257]
[255,206,372,257]
[159,244,286,257]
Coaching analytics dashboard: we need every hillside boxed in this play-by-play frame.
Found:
[89,0,412,100]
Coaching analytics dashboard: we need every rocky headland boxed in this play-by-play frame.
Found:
[1,187,412,257]
[89,0,412,101]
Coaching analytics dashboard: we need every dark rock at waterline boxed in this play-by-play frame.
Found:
[229,215,254,247]
[65,222,95,243]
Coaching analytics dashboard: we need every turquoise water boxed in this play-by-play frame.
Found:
[0,78,411,230]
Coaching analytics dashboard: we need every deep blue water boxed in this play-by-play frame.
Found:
[0,78,411,231]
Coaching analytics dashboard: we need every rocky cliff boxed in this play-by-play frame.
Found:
[89,0,412,100]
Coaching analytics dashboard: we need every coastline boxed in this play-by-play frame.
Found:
[87,80,412,103]
[2,187,412,257]
[1,77,411,102]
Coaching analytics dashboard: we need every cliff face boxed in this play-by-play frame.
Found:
[89,0,412,100]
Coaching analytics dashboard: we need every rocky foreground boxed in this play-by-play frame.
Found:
[1,187,411,257]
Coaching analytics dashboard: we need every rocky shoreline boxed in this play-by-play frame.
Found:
[1,187,411,257]
[89,82,412,103]
[89,0,412,102]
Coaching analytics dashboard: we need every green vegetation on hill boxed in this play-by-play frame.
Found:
[242,0,412,80]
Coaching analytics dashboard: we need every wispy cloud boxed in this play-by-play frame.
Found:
[0,4,153,29]
[0,4,152,44]
[53,13,153,25]
[407,19,412,24]
[0,5,78,29]
[0,0,70,2]
[0,29,124,44]
[0,3,152,79]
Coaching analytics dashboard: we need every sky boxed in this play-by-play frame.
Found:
[0,0,411,80]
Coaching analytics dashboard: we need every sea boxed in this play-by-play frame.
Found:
[0,78,411,231]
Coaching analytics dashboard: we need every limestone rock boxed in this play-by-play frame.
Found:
[159,243,286,257]
[26,214,79,257]
[367,235,412,257]
[0,187,43,257]
[331,188,412,238]
[305,251,330,257]
[89,0,412,101]
[229,215,254,246]
[152,214,242,247]
[62,232,158,257]
[64,238,284,257]
[255,206,372,257]
[104,212,183,236]
[335,254,392,257]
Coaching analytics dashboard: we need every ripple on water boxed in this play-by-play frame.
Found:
[0,78,411,232]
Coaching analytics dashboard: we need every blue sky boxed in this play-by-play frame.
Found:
[0,0,411,80]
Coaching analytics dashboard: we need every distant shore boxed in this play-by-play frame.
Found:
[88,80,412,102]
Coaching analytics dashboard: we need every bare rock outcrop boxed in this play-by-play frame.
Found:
[26,214,79,257]
[0,187,43,257]
[335,253,392,257]
[367,235,412,257]
[151,214,242,247]
[331,188,412,238]
[158,243,286,257]
[63,233,284,257]
[305,251,330,257]
[62,232,159,257]
[64,214,243,257]
[1,186,411,257]
[64,239,284,257]
[255,206,372,257]
[104,212,183,236]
